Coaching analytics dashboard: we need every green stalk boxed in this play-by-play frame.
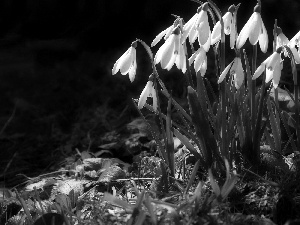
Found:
[183,40,194,88]
[208,0,227,158]
[253,72,266,163]
[283,45,300,152]
[251,44,257,145]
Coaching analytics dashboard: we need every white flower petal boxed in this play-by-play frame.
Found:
[188,48,200,65]
[266,52,280,70]
[161,35,176,69]
[248,13,262,45]
[151,25,172,47]
[233,58,244,89]
[272,61,281,88]
[120,47,134,75]
[265,68,273,84]
[129,57,137,82]
[277,32,289,48]
[218,61,233,84]
[258,19,268,53]
[112,48,130,75]
[200,55,207,76]
[230,12,237,49]
[176,44,186,73]
[182,13,198,43]
[151,85,158,111]
[197,14,210,45]
[194,47,206,72]
[211,21,221,45]
[138,82,151,109]
[236,13,254,49]
[201,29,211,52]
[252,63,266,80]
[223,12,233,35]
[189,26,198,44]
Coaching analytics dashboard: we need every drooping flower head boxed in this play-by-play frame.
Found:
[211,5,236,47]
[276,27,289,48]
[218,52,244,89]
[182,2,211,45]
[154,26,186,73]
[189,46,207,76]
[138,75,157,112]
[252,47,283,88]
[151,17,182,47]
[236,4,268,53]
[112,41,137,82]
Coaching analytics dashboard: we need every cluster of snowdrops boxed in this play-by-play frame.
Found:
[111,0,300,198]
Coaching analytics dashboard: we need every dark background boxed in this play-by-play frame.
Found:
[0,0,299,184]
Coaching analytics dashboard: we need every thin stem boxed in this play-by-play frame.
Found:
[251,44,257,144]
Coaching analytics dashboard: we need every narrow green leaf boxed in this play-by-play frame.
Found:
[173,129,202,160]
[184,160,201,195]
[166,96,175,176]
[267,97,281,152]
[103,193,134,212]
[188,86,218,168]
[161,88,192,122]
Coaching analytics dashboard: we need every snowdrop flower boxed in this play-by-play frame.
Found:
[236,5,268,53]
[211,5,236,47]
[112,41,137,82]
[276,27,289,48]
[182,3,210,45]
[252,47,283,88]
[218,55,244,89]
[189,46,207,76]
[154,27,186,73]
[138,77,157,112]
[151,18,182,47]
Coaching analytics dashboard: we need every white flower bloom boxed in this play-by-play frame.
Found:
[218,56,244,89]
[182,3,210,45]
[276,27,289,48]
[151,18,182,47]
[138,80,157,111]
[151,25,174,47]
[211,5,235,46]
[112,42,137,82]
[252,49,282,88]
[154,27,186,73]
[189,47,207,76]
[236,5,268,53]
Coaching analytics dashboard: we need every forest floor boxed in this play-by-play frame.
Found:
[1,37,300,225]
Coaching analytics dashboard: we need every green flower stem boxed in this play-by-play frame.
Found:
[208,0,227,158]
[136,39,169,163]
[251,44,257,144]
[183,41,194,88]
[253,72,266,163]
